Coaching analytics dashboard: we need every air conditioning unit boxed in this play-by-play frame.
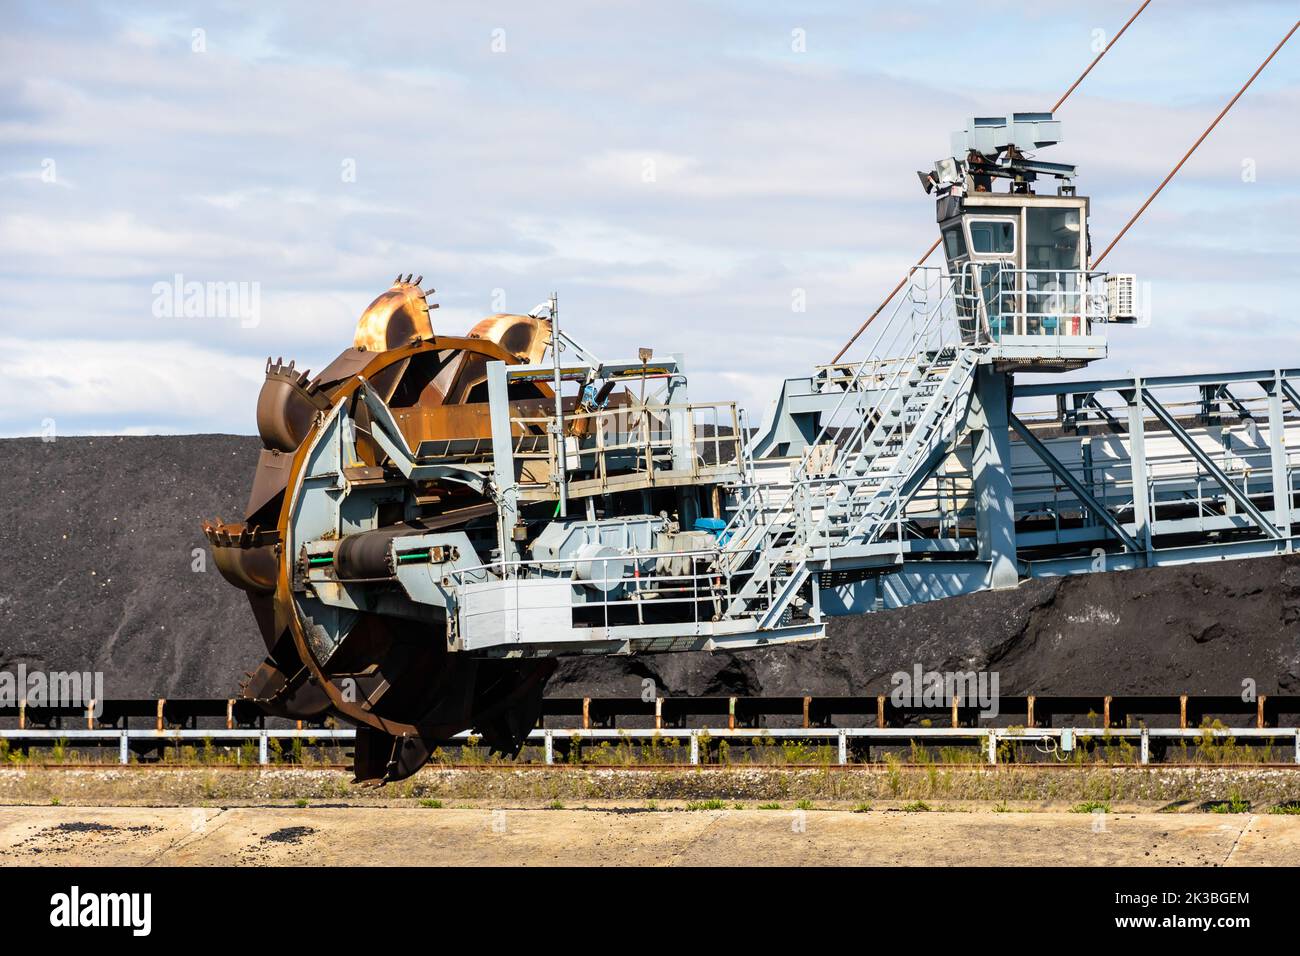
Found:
[1105,274,1138,323]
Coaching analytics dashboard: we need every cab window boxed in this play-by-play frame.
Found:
[968,219,1016,256]
[942,225,967,262]
[1026,207,1082,271]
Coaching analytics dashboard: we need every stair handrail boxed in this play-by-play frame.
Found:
[718,272,956,573]
[838,351,979,547]
[718,271,964,598]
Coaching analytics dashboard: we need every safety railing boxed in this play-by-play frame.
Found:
[828,350,979,550]
[447,547,733,636]
[6,726,1298,767]
[1007,371,1300,551]
[720,269,964,577]
[968,267,1108,341]
[509,401,741,495]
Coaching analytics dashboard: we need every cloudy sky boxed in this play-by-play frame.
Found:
[1,0,1297,436]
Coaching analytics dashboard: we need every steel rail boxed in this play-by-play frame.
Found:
[5,725,1298,768]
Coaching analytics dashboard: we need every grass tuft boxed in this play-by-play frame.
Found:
[684,798,726,811]
[1071,801,1110,814]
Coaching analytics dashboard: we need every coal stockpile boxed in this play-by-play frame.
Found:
[0,436,263,698]
[1,435,1298,699]
[550,558,1300,700]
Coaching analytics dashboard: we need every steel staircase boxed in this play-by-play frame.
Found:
[717,271,980,629]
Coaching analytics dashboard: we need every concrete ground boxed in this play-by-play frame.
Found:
[0,805,1295,866]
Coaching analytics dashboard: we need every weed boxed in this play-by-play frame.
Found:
[1072,801,1110,813]
[884,752,903,796]
[1205,790,1250,814]
[780,740,832,765]
[685,799,726,811]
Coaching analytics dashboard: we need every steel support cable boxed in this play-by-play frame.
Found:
[830,0,1153,364]
[1091,18,1299,269]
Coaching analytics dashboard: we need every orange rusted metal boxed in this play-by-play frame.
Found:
[353,277,436,353]
[205,278,566,785]
[467,313,550,364]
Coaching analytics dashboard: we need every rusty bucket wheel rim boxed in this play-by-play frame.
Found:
[274,336,525,737]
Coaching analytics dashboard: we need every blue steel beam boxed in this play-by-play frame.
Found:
[1280,378,1300,416]
[1139,388,1283,540]
[1120,385,1154,556]
[1016,368,1300,399]
[1007,413,1141,554]
[970,368,1018,588]
[1264,372,1294,539]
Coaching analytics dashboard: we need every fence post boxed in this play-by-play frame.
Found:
[119,730,129,765]
[1140,728,1150,765]
[689,730,700,765]
[987,730,997,765]
[544,730,554,765]
[259,730,269,766]
[837,730,848,766]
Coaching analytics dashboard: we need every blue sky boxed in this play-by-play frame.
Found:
[1,0,1297,435]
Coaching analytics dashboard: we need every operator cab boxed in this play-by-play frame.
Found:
[920,113,1135,371]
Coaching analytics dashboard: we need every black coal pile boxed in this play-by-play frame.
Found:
[1,435,1297,700]
[0,436,263,698]
[550,557,1300,699]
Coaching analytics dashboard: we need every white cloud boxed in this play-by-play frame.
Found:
[0,336,265,436]
[0,0,1296,434]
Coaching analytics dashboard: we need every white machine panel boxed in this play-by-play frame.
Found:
[457,578,575,651]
